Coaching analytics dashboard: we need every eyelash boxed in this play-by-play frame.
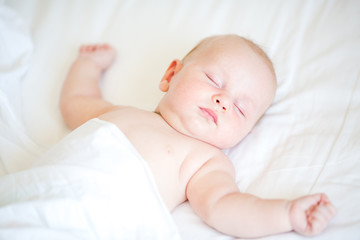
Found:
[205,73,221,88]
[234,104,246,117]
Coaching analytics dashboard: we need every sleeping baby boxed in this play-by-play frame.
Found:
[59,34,336,238]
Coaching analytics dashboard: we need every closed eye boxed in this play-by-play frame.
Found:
[205,73,221,88]
[234,104,246,117]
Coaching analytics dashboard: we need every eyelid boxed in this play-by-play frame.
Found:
[234,103,246,117]
[205,73,221,88]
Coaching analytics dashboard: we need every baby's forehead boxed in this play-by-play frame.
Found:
[196,37,276,91]
[195,36,246,55]
[189,39,260,71]
[195,36,276,83]
[186,36,262,67]
[182,36,242,62]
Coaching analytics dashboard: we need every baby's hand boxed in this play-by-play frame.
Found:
[78,44,116,70]
[289,193,337,236]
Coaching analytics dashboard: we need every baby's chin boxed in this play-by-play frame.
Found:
[213,141,240,150]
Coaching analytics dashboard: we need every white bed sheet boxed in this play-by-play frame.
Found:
[1,0,360,239]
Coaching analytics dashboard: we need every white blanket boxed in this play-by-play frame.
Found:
[0,118,180,240]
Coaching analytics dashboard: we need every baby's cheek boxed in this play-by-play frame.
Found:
[221,128,245,149]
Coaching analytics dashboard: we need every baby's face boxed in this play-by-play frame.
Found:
[157,38,276,149]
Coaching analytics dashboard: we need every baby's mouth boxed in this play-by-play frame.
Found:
[200,107,218,124]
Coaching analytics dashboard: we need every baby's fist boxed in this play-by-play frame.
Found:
[289,193,337,236]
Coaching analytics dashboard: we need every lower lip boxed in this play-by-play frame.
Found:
[200,108,217,124]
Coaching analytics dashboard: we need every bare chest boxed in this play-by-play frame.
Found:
[99,108,213,210]
[125,126,203,210]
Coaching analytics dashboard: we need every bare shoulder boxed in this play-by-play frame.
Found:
[185,148,237,201]
[100,105,144,115]
[187,149,235,183]
[98,106,150,123]
[97,106,175,138]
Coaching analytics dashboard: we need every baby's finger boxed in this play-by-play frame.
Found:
[321,204,336,218]
[79,45,87,52]
[308,214,327,235]
[297,194,323,209]
[320,193,330,203]
[322,201,337,217]
[311,205,332,225]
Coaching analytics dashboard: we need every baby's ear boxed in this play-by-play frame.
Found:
[159,59,182,92]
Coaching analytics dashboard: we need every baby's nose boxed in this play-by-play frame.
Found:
[212,95,229,111]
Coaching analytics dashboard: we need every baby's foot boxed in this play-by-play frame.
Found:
[78,44,116,70]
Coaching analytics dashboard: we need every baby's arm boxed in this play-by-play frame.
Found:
[186,153,336,238]
[60,44,118,129]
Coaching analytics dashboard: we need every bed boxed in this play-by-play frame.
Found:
[1,0,359,239]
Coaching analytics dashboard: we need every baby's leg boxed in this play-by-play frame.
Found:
[60,44,117,129]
